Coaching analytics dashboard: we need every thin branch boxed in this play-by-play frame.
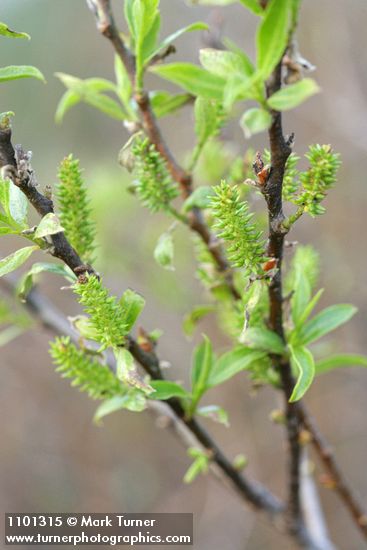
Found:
[300,449,337,550]
[299,404,367,539]
[86,0,241,300]
[0,128,93,277]
[263,60,307,541]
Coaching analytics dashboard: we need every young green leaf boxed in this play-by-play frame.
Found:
[115,348,153,394]
[197,405,229,427]
[315,354,367,375]
[256,0,290,80]
[289,345,315,402]
[17,262,76,301]
[8,184,28,227]
[240,108,272,138]
[239,0,265,15]
[150,63,226,100]
[55,73,125,120]
[147,22,209,63]
[241,327,285,355]
[150,91,191,118]
[119,289,145,332]
[0,65,45,83]
[297,289,324,326]
[149,380,190,400]
[208,347,267,387]
[267,79,320,111]
[183,448,209,484]
[94,393,146,424]
[291,269,311,326]
[55,90,81,123]
[154,232,175,271]
[34,213,64,239]
[191,335,213,388]
[0,246,38,278]
[199,48,254,79]
[0,22,30,39]
[114,55,133,108]
[296,304,357,346]
[183,304,216,337]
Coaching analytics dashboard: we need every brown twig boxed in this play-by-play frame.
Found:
[0,128,93,277]
[299,404,367,538]
[263,61,308,542]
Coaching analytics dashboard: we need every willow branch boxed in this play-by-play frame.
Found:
[0,129,284,520]
[0,128,93,277]
[85,0,240,300]
[263,60,307,542]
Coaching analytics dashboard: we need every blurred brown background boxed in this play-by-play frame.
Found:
[1,1,367,548]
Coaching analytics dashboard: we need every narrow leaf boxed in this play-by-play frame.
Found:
[197,405,229,426]
[94,393,146,424]
[0,22,30,39]
[116,348,153,394]
[316,354,367,375]
[191,335,214,396]
[149,380,190,400]
[241,327,285,354]
[256,0,290,80]
[209,347,266,387]
[34,213,64,238]
[297,304,357,346]
[17,262,76,301]
[147,22,209,63]
[151,91,191,118]
[150,63,226,100]
[199,48,254,78]
[239,0,265,15]
[0,246,38,278]
[55,90,80,123]
[183,304,215,337]
[119,289,145,332]
[0,65,45,83]
[289,345,315,402]
[267,79,320,111]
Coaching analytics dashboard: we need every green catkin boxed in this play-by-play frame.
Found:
[132,137,179,212]
[297,145,341,216]
[57,155,95,261]
[73,275,127,350]
[211,181,266,275]
[50,337,123,399]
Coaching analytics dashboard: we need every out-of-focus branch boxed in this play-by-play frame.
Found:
[299,404,367,539]
[300,450,336,550]
[85,0,241,300]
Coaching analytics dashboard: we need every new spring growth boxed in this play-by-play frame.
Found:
[57,155,96,262]
[211,181,266,276]
[131,137,179,213]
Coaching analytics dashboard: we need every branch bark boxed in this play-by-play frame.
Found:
[264,61,309,542]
